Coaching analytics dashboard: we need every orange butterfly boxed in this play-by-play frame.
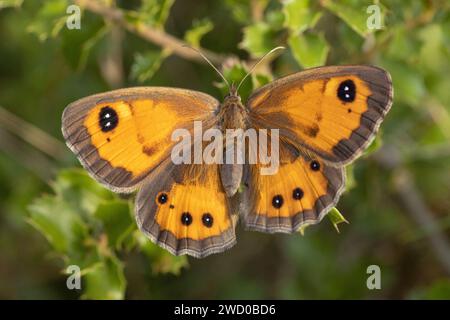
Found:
[62,53,393,258]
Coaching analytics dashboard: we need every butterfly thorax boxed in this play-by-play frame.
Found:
[219,94,248,132]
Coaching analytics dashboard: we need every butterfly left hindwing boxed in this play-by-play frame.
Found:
[136,163,236,258]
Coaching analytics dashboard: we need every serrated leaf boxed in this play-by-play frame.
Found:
[28,195,88,254]
[27,0,68,41]
[52,169,114,217]
[224,0,254,24]
[61,16,107,70]
[0,0,23,9]
[82,255,126,300]
[184,19,213,47]
[322,0,380,37]
[139,0,175,28]
[288,32,329,68]
[266,9,285,30]
[283,0,322,34]
[94,200,134,250]
[216,62,253,101]
[240,22,277,58]
[130,50,167,83]
[327,207,349,233]
[136,232,188,275]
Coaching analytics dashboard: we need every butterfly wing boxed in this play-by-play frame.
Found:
[247,65,393,165]
[242,153,345,232]
[135,162,236,258]
[62,87,219,193]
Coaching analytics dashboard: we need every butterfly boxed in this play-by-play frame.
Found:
[62,55,393,258]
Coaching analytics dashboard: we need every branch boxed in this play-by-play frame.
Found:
[0,106,67,161]
[375,145,450,275]
[74,0,226,65]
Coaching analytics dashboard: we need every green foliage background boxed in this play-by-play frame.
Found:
[0,0,449,299]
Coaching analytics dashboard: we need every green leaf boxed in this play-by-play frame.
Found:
[61,16,107,70]
[345,164,356,192]
[51,169,114,218]
[139,0,175,28]
[327,207,349,233]
[224,0,253,24]
[83,255,126,300]
[240,22,277,58]
[217,62,254,101]
[266,9,285,30]
[283,0,322,34]
[288,32,329,68]
[380,59,426,107]
[130,50,168,83]
[0,0,23,9]
[322,0,380,37]
[137,232,188,275]
[27,0,68,41]
[94,200,134,250]
[363,133,383,156]
[184,19,214,48]
[28,195,88,255]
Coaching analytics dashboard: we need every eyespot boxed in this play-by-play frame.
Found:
[272,195,284,209]
[293,187,304,200]
[310,161,320,171]
[156,192,168,205]
[201,213,214,228]
[181,212,192,226]
[99,106,118,132]
[337,80,356,102]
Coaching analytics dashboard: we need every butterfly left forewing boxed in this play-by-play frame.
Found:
[136,162,237,258]
[62,87,219,193]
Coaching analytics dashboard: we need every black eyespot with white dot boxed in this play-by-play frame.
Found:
[157,193,168,205]
[310,160,321,171]
[272,195,284,209]
[202,213,214,228]
[99,106,118,132]
[293,187,304,200]
[181,212,192,226]
[337,79,356,102]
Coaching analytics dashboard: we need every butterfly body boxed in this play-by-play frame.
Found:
[62,65,393,258]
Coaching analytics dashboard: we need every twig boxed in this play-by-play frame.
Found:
[74,0,226,65]
[0,128,55,181]
[0,106,67,161]
[375,145,450,275]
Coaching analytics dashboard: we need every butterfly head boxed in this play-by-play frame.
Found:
[224,83,241,103]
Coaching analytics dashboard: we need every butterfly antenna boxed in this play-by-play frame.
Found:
[183,45,230,90]
[236,46,285,93]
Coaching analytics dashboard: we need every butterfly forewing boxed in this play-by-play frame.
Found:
[62,87,219,193]
[247,65,393,166]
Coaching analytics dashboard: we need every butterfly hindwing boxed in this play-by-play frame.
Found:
[62,87,219,193]
[247,65,393,165]
[135,163,237,258]
[242,153,345,233]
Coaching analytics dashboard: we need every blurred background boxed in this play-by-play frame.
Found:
[0,0,449,299]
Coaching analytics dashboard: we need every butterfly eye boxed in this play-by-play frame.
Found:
[202,213,214,228]
[272,195,284,209]
[99,106,118,132]
[181,212,193,226]
[337,80,356,103]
